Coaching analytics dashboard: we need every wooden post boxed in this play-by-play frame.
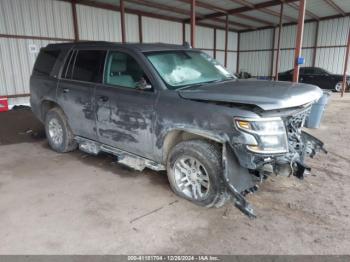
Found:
[275,2,284,81]
[190,0,196,47]
[213,28,216,59]
[312,21,319,67]
[293,0,306,83]
[71,0,79,41]
[236,32,240,74]
[341,28,350,97]
[270,27,276,79]
[182,22,186,44]
[224,14,229,67]
[120,0,126,43]
[138,15,143,43]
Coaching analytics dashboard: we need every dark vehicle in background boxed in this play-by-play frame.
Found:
[278,67,350,92]
[30,42,326,217]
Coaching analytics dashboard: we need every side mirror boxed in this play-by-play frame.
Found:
[136,81,152,90]
[136,78,152,90]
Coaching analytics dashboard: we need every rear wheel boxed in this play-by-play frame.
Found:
[166,140,227,207]
[45,107,77,153]
[335,82,343,92]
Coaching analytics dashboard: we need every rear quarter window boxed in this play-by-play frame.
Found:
[33,49,60,76]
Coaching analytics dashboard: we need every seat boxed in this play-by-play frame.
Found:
[107,53,135,88]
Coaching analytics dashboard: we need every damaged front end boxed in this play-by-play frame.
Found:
[222,104,327,218]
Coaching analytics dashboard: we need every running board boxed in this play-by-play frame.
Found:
[75,136,165,172]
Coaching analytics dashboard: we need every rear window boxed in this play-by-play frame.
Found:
[61,50,106,83]
[33,49,60,76]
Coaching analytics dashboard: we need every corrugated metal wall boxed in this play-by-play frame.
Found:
[0,0,73,98]
[142,17,182,44]
[184,26,238,73]
[76,4,122,42]
[316,17,350,74]
[125,14,139,43]
[240,17,349,77]
[239,28,274,77]
[0,38,62,96]
[0,0,74,38]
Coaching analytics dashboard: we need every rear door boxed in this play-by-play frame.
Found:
[57,49,106,140]
[299,68,316,85]
[94,50,157,158]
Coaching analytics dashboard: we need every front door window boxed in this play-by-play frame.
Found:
[104,51,147,89]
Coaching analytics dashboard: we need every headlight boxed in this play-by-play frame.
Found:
[235,117,288,154]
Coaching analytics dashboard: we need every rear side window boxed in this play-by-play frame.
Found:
[61,50,106,83]
[61,50,76,79]
[33,49,60,76]
[303,68,315,75]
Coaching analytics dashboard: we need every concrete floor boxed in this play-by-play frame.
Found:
[0,94,350,254]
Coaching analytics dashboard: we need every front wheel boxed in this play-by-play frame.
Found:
[166,140,227,207]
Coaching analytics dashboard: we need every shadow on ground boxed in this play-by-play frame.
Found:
[0,106,45,145]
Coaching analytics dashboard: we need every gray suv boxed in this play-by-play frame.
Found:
[30,42,326,217]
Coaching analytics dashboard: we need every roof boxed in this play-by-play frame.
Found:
[79,0,350,32]
[46,41,192,52]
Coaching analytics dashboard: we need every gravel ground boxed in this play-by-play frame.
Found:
[0,94,349,254]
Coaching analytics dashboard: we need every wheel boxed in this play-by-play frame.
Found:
[166,140,227,207]
[335,82,343,92]
[45,107,77,153]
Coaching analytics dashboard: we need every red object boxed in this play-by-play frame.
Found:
[0,97,9,112]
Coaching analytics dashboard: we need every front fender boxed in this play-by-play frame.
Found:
[222,142,257,218]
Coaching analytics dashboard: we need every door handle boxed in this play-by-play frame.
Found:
[99,96,109,102]
[63,88,70,93]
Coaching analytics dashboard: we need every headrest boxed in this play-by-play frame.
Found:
[110,53,127,73]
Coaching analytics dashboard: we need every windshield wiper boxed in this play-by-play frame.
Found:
[176,78,234,90]
[176,82,204,90]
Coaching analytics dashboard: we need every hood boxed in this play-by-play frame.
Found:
[178,80,323,111]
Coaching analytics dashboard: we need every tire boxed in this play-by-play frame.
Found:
[45,107,77,153]
[335,82,343,92]
[166,139,227,207]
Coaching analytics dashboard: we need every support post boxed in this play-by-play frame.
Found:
[190,0,196,47]
[213,28,216,59]
[312,21,319,67]
[341,28,350,97]
[293,0,306,83]
[120,0,126,43]
[71,0,79,41]
[270,27,276,79]
[236,32,240,74]
[182,22,186,44]
[138,15,143,43]
[275,2,284,81]
[224,14,229,67]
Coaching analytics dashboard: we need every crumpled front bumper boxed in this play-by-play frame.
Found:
[221,131,327,218]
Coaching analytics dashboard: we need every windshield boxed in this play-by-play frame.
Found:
[146,51,235,90]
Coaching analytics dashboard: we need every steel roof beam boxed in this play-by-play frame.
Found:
[197,0,299,20]
[258,7,296,22]
[177,0,274,26]
[210,17,255,30]
[287,2,320,20]
[239,12,350,32]
[324,0,346,16]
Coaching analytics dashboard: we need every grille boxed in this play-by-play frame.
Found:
[285,106,312,153]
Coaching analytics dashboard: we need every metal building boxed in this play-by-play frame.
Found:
[0,0,349,105]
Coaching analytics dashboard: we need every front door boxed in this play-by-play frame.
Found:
[95,51,157,158]
[57,49,106,140]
